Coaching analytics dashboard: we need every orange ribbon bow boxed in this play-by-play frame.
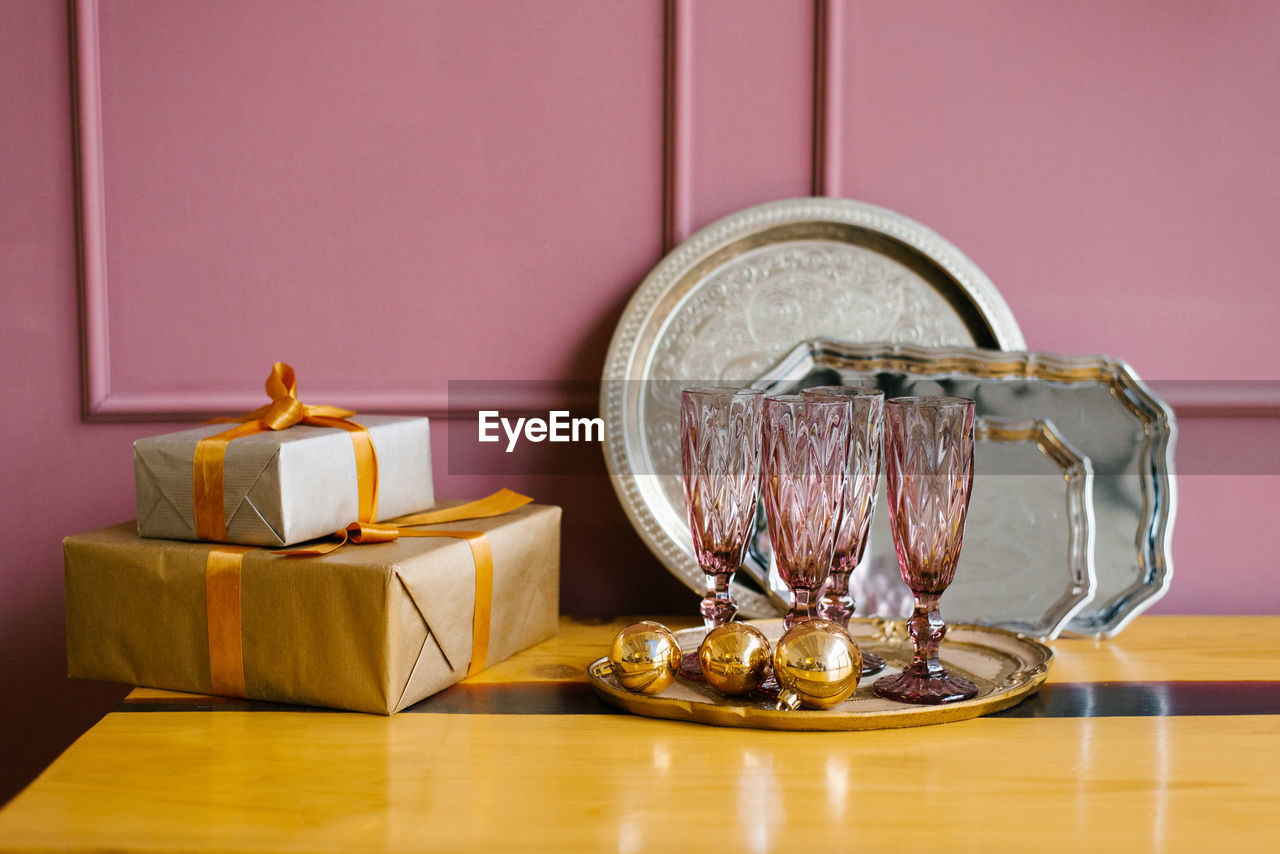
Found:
[193,362,379,541]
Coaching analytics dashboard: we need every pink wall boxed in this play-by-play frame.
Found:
[84,0,664,413]
[3,0,1278,802]
[827,0,1280,615]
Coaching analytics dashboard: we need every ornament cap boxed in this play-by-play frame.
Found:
[776,688,802,711]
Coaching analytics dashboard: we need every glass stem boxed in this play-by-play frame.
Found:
[707,572,730,603]
[700,572,736,628]
[826,570,852,606]
[907,592,947,676]
[817,568,855,628]
[785,586,817,630]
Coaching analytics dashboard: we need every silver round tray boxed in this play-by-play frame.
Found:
[588,618,1052,731]
[601,198,1024,617]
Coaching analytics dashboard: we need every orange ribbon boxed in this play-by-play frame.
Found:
[192,363,376,540]
[203,489,534,697]
[193,362,378,542]
[280,489,533,679]
[205,545,255,697]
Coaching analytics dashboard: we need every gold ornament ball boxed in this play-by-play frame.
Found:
[698,622,771,695]
[773,619,862,710]
[608,621,681,694]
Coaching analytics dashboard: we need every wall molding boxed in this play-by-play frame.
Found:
[662,0,693,252]
[71,0,1270,422]
[811,0,842,197]
[71,0,112,421]
[1148,382,1280,418]
[69,0,631,423]
[82,388,604,423]
[805,0,1273,418]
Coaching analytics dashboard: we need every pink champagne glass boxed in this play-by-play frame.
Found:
[681,387,765,628]
[873,396,978,705]
[801,386,886,677]
[761,395,851,630]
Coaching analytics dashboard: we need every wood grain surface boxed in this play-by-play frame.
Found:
[1,616,1277,852]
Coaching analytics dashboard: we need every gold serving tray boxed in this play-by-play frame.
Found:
[588,619,1052,731]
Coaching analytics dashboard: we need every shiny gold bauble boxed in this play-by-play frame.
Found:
[773,619,862,710]
[607,621,681,694]
[698,622,771,695]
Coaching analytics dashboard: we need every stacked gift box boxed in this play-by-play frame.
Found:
[64,363,561,714]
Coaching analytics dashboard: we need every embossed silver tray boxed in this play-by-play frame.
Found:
[747,414,1097,640]
[601,198,1025,618]
[755,341,1176,637]
[589,618,1053,731]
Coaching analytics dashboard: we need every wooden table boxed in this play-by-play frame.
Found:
[2,616,1278,852]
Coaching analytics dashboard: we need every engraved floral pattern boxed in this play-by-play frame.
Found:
[647,243,973,521]
[601,199,1025,619]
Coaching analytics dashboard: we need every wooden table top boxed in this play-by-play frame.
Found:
[2,615,1278,852]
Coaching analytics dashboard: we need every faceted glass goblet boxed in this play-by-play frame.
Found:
[801,385,886,677]
[761,395,851,630]
[873,396,978,705]
[680,387,765,628]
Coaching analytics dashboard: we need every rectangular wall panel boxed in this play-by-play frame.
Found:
[668,0,816,244]
[827,0,1280,384]
[80,0,664,417]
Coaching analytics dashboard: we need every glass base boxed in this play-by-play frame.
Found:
[751,672,781,703]
[860,650,886,677]
[872,666,977,705]
[782,610,811,631]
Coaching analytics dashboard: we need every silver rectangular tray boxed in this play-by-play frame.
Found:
[752,341,1176,637]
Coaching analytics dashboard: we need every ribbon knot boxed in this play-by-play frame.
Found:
[264,360,296,404]
[238,362,358,431]
[261,396,305,430]
[193,362,376,542]
[346,521,402,544]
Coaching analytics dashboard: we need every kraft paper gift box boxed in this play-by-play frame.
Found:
[134,414,434,547]
[64,500,560,714]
